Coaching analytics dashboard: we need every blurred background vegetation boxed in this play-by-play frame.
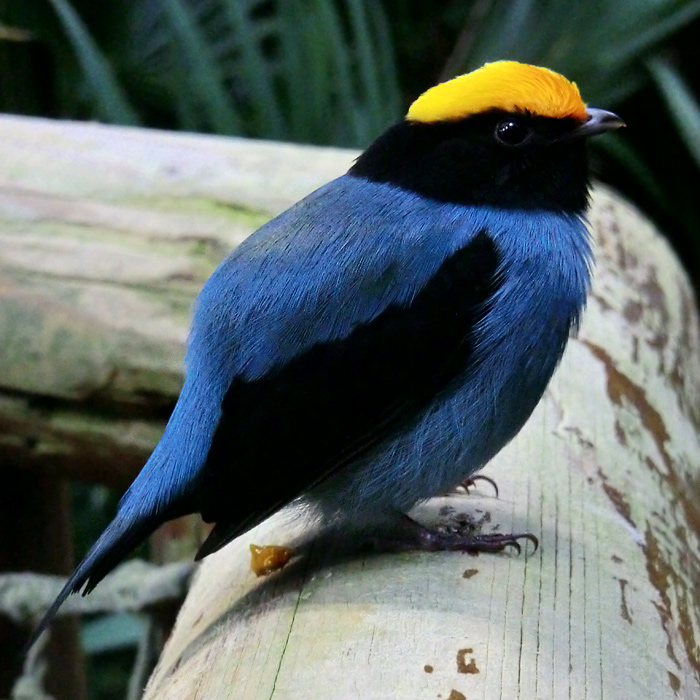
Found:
[0,0,699,698]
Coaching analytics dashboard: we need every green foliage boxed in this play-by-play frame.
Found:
[45,0,141,124]
[441,0,700,103]
[648,54,700,169]
[1,0,402,147]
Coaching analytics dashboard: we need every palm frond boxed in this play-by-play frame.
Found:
[46,0,140,124]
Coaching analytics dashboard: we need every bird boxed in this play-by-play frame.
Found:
[28,60,623,647]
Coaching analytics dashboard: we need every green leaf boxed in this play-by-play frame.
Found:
[347,0,384,137]
[161,0,242,134]
[46,0,140,124]
[219,0,286,139]
[366,0,402,120]
[647,54,700,170]
[311,0,361,144]
[600,1,700,67]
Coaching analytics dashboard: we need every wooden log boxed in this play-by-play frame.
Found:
[140,192,700,698]
[0,114,354,488]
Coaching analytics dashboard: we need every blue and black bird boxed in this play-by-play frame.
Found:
[29,61,623,644]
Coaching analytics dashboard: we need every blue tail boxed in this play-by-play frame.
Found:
[25,509,161,651]
[25,376,223,652]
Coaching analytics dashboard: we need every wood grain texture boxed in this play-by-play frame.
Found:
[140,188,700,698]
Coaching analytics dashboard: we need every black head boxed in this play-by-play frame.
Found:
[350,108,616,215]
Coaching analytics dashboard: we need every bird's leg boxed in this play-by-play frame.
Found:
[456,473,499,498]
[371,513,538,555]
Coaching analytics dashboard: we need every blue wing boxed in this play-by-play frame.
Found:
[190,176,487,381]
[186,176,500,556]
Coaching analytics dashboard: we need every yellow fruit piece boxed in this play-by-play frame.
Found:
[249,543,293,576]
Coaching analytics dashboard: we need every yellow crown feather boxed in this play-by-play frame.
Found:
[406,61,587,123]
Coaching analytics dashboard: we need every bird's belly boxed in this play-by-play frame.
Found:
[311,338,560,520]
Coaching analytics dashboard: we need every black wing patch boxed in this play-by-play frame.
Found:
[196,231,500,557]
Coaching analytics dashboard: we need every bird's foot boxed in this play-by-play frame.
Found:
[372,514,538,555]
[455,473,499,498]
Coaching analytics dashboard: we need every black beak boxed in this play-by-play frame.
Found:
[572,108,625,138]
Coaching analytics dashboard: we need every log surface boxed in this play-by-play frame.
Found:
[0,115,354,487]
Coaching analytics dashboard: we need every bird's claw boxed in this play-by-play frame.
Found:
[374,515,539,556]
[455,531,539,555]
[458,474,499,498]
[424,530,538,555]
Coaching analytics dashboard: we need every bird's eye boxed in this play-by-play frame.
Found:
[494,119,531,146]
